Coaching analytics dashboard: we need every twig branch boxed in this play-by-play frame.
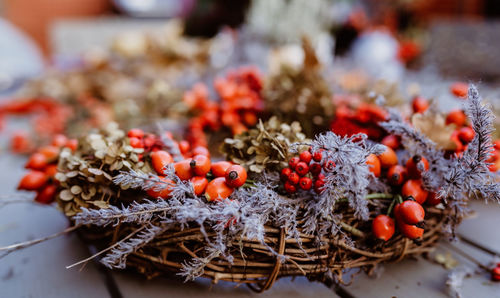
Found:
[66,225,146,269]
[0,225,79,258]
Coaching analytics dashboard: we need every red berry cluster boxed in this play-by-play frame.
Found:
[18,134,77,204]
[280,148,334,194]
[184,67,264,148]
[330,99,389,140]
[371,146,443,242]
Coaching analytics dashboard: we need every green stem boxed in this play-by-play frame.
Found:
[365,193,394,200]
[386,198,397,216]
[340,221,365,238]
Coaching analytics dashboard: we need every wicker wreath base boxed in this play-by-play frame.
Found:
[77,206,449,292]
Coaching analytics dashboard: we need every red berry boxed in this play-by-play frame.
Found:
[309,163,322,176]
[295,162,309,176]
[450,82,468,99]
[412,96,429,114]
[492,267,500,281]
[446,109,467,127]
[314,179,325,194]
[190,154,211,176]
[129,137,143,148]
[281,168,292,182]
[65,139,78,151]
[128,128,144,139]
[51,134,68,147]
[299,151,312,164]
[288,172,300,185]
[25,153,48,170]
[402,179,428,204]
[312,150,323,162]
[399,200,425,225]
[299,177,312,190]
[323,160,336,172]
[316,173,325,180]
[387,165,406,186]
[35,184,57,204]
[284,181,297,193]
[225,165,247,188]
[494,140,500,150]
[458,127,475,144]
[18,171,48,190]
[289,157,300,169]
[426,192,441,206]
[406,155,429,179]
[372,215,395,241]
[382,135,401,150]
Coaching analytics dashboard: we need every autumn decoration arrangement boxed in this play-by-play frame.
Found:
[2,35,500,291]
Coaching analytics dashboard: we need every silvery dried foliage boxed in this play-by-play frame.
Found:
[56,122,152,216]
[220,117,309,173]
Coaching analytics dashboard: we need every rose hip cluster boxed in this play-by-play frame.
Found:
[370,143,438,241]
[131,128,248,202]
[412,96,499,171]
[330,100,389,141]
[280,148,333,194]
[184,66,263,148]
[17,134,77,204]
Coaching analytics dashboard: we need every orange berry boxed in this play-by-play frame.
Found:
[458,127,475,144]
[366,154,381,177]
[127,128,144,139]
[211,161,233,177]
[35,184,57,204]
[372,215,395,241]
[151,150,173,175]
[45,164,58,178]
[450,82,468,99]
[405,155,429,179]
[426,192,441,206]
[147,177,174,199]
[192,146,210,157]
[38,146,60,161]
[377,146,398,169]
[174,159,193,181]
[381,135,401,150]
[190,154,211,176]
[387,164,407,186]
[51,134,68,147]
[231,122,248,135]
[399,200,425,225]
[446,109,467,127]
[412,96,429,114]
[205,177,234,202]
[402,179,428,204]
[191,176,208,196]
[25,153,48,170]
[242,111,258,126]
[394,204,424,239]
[225,165,247,188]
[129,137,143,148]
[65,139,78,151]
[178,140,190,154]
[18,171,48,190]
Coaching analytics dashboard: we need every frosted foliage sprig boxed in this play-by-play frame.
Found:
[100,224,165,269]
[380,110,451,192]
[305,132,384,228]
[439,85,499,213]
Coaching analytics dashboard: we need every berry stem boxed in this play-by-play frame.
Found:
[340,221,365,238]
[365,193,394,200]
[386,198,397,216]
